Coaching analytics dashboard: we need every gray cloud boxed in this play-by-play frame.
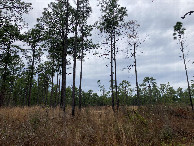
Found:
[21,0,194,94]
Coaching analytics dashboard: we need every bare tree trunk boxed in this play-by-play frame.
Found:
[134,43,139,106]
[79,38,83,110]
[0,42,11,106]
[59,78,61,105]
[113,32,119,111]
[148,83,151,104]
[45,82,48,105]
[25,73,30,106]
[37,74,39,105]
[110,33,114,112]
[55,72,58,107]
[61,28,65,107]
[72,0,79,116]
[28,48,35,106]
[181,42,193,110]
[79,10,84,110]
[61,0,69,112]
[125,86,127,105]
[50,57,54,107]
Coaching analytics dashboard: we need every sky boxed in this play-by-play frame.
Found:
[22,0,194,95]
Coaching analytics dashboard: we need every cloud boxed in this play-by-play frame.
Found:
[21,0,194,94]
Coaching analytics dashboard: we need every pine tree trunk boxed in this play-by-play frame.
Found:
[37,74,40,105]
[59,78,61,105]
[0,42,11,106]
[110,33,114,112]
[72,0,79,116]
[61,28,65,107]
[55,72,58,107]
[61,0,69,112]
[46,82,48,105]
[79,20,84,110]
[25,74,29,106]
[50,57,54,107]
[113,33,119,111]
[28,48,35,106]
[148,84,152,104]
[79,42,83,110]
[134,43,139,106]
[181,42,193,110]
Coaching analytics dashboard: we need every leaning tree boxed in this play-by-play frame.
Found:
[173,22,193,110]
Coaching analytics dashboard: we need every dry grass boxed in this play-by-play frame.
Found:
[0,105,194,145]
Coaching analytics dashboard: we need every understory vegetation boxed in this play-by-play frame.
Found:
[0,105,193,145]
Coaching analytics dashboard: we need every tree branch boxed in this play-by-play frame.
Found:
[181,11,194,19]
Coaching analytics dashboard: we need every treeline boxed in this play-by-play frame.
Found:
[0,0,193,114]
[1,76,194,107]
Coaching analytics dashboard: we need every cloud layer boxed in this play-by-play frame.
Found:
[22,0,194,94]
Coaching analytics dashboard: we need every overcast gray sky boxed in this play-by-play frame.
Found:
[23,0,194,95]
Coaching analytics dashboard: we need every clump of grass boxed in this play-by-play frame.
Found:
[0,105,193,145]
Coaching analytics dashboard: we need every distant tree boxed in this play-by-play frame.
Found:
[97,80,106,97]
[37,62,53,105]
[140,77,157,104]
[124,21,142,105]
[98,0,127,111]
[173,22,193,110]
[118,80,132,105]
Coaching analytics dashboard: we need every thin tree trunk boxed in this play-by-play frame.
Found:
[113,32,118,111]
[59,78,61,105]
[61,0,69,112]
[79,39,83,110]
[61,28,65,107]
[72,0,79,116]
[134,43,139,106]
[41,79,44,104]
[50,57,54,107]
[0,42,11,106]
[79,12,84,110]
[125,86,127,105]
[55,72,58,107]
[25,74,29,106]
[148,83,151,104]
[181,42,193,110]
[110,33,114,112]
[45,82,48,105]
[37,74,39,105]
[28,48,35,106]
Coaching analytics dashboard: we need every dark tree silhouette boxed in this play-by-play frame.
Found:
[181,11,194,19]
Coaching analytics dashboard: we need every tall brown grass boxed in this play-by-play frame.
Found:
[0,105,193,145]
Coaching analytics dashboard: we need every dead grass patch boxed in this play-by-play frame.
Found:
[0,105,193,145]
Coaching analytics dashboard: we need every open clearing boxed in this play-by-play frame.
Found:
[0,105,193,145]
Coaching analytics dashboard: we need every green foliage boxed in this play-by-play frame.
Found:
[97,0,127,34]
[0,0,32,106]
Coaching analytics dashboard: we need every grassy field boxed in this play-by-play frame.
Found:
[0,105,193,145]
